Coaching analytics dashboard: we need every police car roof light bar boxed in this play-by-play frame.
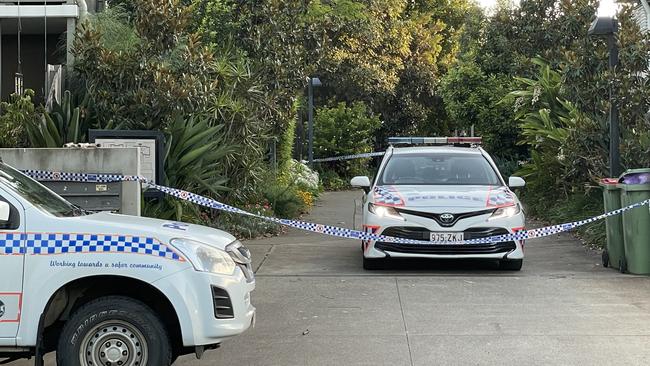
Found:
[388,136,482,146]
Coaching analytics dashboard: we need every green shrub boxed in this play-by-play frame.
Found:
[73,1,271,202]
[279,159,320,194]
[277,99,300,174]
[216,202,282,239]
[522,190,606,248]
[512,59,608,197]
[25,90,96,148]
[263,183,307,219]
[320,170,348,191]
[142,115,232,222]
[493,156,523,181]
[0,90,38,148]
[313,101,381,178]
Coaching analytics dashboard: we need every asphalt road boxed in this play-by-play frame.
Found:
[12,191,650,365]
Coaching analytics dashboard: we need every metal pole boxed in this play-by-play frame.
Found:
[608,30,621,177]
[308,79,314,167]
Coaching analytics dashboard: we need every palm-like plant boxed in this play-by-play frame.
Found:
[25,90,94,147]
[143,114,233,221]
[511,58,607,198]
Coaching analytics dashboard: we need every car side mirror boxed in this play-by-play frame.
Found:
[0,201,10,224]
[350,176,371,193]
[508,176,526,188]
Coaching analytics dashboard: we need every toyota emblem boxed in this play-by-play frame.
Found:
[440,213,455,223]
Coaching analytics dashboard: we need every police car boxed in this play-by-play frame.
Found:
[0,161,255,365]
[351,137,526,270]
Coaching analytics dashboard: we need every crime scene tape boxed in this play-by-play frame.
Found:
[22,170,650,246]
[311,151,386,163]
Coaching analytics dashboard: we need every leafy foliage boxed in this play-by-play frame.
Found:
[263,183,308,219]
[25,91,95,148]
[142,115,232,221]
[0,90,38,148]
[215,202,282,239]
[313,102,381,178]
[72,1,269,203]
[511,60,608,204]
[439,61,522,158]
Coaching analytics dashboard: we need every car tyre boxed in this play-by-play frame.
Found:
[499,259,523,271]
[57,296,172,366]
[363,256,387,270]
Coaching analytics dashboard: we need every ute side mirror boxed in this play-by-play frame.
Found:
[350,176,371,193]
[0,201,10,224]
[508,176,526,188]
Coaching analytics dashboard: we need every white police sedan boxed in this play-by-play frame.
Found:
[351,137,526,270]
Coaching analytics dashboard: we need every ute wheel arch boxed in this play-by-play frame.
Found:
[38,275,185,359]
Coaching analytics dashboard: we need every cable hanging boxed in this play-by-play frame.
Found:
[15,0,24,95]
[45,0,48,102]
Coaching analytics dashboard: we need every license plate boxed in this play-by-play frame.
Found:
[430,232,464,243]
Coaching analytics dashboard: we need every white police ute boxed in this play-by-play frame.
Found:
[351,137,526,270]
[0,160,255,365]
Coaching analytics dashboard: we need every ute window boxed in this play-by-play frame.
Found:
[379,153,501,186]
[0,196,20,230]
[0,163,88,217]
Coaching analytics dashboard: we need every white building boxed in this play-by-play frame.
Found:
[634,0,650,32]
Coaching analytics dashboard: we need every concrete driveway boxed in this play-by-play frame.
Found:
[12,191,650,365]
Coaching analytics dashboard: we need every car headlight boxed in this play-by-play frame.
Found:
[489,204,521,220]
[170,238,236,275]
[368,203,404,221]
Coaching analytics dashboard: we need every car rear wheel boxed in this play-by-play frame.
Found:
[499,259,523,271]
[363,257,387,270]
[57,296,172,366]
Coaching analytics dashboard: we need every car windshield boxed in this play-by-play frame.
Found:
[0,163,88,217]
[379,152,501,186]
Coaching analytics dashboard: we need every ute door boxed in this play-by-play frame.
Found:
[0,187,25,340]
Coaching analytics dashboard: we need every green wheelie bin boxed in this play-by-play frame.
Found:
[617,169,650,274]
[599,178,624,270]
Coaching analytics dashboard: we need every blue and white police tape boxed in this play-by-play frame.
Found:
[22,170,650,246]
[309,151,386,163]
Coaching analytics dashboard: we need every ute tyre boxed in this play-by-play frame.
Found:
[499,259,523,271]
[57,296,172,366]
[363,256,386,270]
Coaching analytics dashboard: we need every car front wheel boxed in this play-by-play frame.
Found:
[58,296,172,366]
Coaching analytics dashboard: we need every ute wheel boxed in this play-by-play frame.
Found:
[620,258,628,274]
[363,256,386,270]
[57,296,172,366]
[499,259,523,271]
[602,250,609,268]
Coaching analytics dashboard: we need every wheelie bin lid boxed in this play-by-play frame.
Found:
[599,178,619,190]
[617,169,650,191]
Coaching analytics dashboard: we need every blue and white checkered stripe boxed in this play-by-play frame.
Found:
[488,190,516,207]
[311,151,386,163]
[0,233,25,254]
[21,170,650,246]
[0,232,183,260]
[373,186,405,206]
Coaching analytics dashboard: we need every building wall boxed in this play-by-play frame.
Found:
[1,34,63,101]
[0,147,143,216]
